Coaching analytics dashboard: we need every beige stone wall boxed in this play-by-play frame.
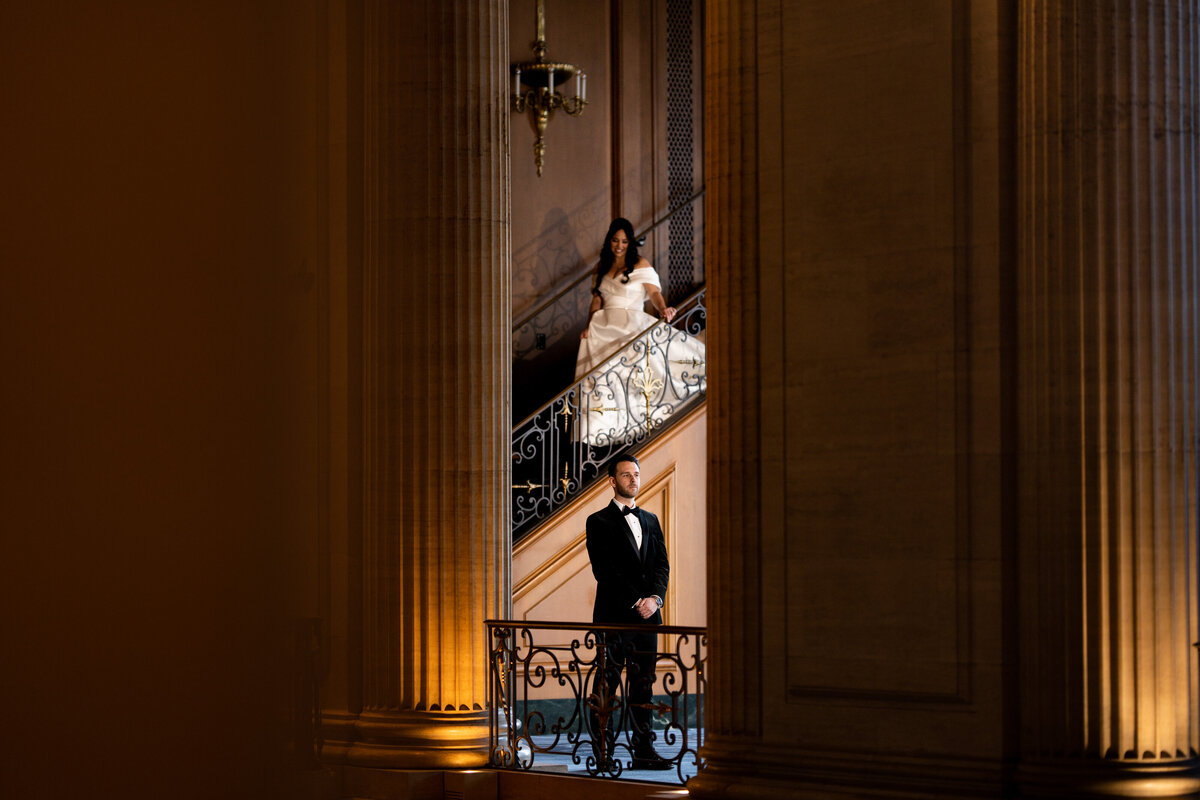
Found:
[776,0,964,703]
[767,0,1005,742]
[695,0,1012,794]
[512,404,707,628]
[510,0,613,318]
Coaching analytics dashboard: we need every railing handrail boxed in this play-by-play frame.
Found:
[512,188,707,333]
[486,619,707,636]
[510,286,707,431]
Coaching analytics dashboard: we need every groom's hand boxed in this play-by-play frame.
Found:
[634,597,656,619]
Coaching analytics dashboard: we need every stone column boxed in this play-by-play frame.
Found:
[689,0,767,792]
[1017,1,1200,795]
[346,0,510,769]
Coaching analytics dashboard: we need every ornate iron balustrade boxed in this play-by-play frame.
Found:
[511,290,706,541]
[487,620,706,785]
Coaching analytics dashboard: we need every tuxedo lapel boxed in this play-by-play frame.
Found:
[610,503,642,559]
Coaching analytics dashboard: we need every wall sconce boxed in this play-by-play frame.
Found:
[512,0,587,177]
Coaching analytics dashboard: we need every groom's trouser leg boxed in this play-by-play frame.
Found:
[626,628,658,749]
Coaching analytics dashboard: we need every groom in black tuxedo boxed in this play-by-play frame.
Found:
[585,453,671,770]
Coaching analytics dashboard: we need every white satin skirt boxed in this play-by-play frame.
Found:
[573,312,706,447]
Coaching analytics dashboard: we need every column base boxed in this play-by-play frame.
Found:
[345,709,490,769]
[1018,757,1200,799]
[318,709,359,762]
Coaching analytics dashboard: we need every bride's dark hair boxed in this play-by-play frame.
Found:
[591,217,639,296]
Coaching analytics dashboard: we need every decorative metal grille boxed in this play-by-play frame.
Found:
[666,0,696,301]
[488,620,706,785]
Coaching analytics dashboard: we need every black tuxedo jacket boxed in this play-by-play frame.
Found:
[585,500,670,625]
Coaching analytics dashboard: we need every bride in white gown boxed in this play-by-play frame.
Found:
[573,218,706,446]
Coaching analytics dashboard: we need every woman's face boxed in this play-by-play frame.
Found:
[609,230,629,259]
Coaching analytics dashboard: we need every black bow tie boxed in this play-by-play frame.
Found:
[622,505,638,516]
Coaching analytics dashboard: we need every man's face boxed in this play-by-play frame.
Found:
[610,460,640,499]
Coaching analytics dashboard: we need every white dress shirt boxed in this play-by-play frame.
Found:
[615,500,642,550]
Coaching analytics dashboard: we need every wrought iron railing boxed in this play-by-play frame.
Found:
[487,620,706,785]
[511,289,706,540]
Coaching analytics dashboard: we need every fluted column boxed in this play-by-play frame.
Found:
[1018,1,1200,795]
[689,0,765,793]
[347,0,510,768]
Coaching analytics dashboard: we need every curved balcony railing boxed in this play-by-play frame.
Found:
[511,289,706,541]
[487,620,706,785]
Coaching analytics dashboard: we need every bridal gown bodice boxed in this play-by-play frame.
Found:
[574,267,664,379]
